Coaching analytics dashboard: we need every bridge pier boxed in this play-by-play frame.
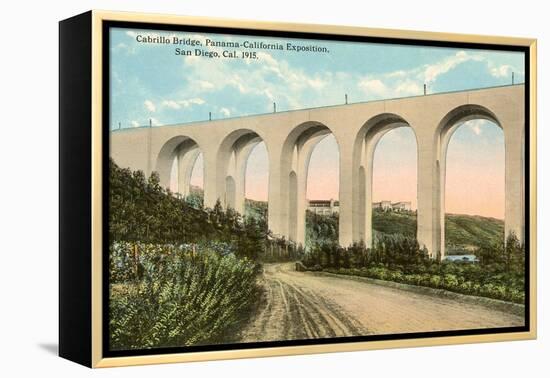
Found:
[351,131,389,248]
[278,131,329,246]
[338,140,354,247]
[504,120,525,243]
[267,145,284,237]
[177,144,201,197]
[417,131,441,258]
[295,134,328,246]
[202,149,218,209]
[233,141,261,215]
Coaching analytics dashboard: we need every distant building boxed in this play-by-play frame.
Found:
[392,201,412,212]
[373,200,392,211]
[308,199,412,214]
[307,199,340,215]
[443,255,479,264]
[373,200,412,212]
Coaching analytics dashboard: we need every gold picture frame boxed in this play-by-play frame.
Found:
[59,10,537,368]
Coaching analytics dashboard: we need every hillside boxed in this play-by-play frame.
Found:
[243,201,504,251]
[445,213,504,250]
[109,160,266,260]
[182,191,503,252]
[244,198,268,222]
[371,209,504,248]
[372,209,417,237]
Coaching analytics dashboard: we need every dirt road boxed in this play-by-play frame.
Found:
[238,263,524,342]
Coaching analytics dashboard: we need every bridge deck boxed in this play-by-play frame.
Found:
[111,83,525,131]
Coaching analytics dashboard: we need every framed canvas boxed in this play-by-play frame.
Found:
[59,10,537,368]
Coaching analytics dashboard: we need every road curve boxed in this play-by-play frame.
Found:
[238,263,524,342]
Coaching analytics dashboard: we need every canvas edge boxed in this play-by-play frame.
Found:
[88,9,538,368]
[58,10,93,368]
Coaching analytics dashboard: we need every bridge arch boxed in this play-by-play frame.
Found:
[436,105,501,161]
[435,104,504,257]
[216,129,268,215]
[155,135,202,197]
[278,121,340,245]
[108,85,525,258]
[352,113,417,247]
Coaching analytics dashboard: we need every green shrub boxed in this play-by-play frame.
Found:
[109,242,260,350]
[429,275,442,288]
[443,274,459,289]
[109,159,268,261]
[301,233,525,304]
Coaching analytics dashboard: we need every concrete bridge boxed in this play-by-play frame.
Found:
[110,84,525,257]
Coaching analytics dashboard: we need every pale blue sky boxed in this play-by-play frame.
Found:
[110,27,524,128]
[110,27,523,218]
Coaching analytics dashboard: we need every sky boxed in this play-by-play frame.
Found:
[110,27,524,219]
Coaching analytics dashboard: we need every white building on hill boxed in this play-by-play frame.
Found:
[308,199,340,215]
[391,201,412,212]
[308,199,412,214]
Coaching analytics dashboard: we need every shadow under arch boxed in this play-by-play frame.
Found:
[155,135,202,194]
[434,104,503,258]
[352,113,418,247]
[216,128,269,215]
[277,121,341,246]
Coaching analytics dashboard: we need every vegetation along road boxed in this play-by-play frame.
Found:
[239,263,524,342]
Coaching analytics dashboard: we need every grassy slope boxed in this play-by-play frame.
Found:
[445,213,504,248]
[371,210,504,248]
[243,199,504,249]
[372,210,417,237]
[245,199,268,221]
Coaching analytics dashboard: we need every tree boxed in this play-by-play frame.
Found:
[109,159,269,260]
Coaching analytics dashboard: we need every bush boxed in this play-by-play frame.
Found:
[300,235,525,304]
[443,274,459,289]
[429,275,442,288]
[109,159,268,261]
[109,242,260,350]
